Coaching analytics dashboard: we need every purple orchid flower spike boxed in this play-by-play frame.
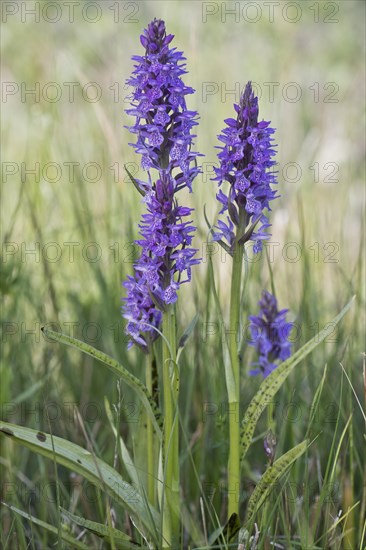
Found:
[125,18,200,191]
[213,82,278,254]
[248,290,293,378]
[122,19,201,351]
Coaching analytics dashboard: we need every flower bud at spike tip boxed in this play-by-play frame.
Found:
[264,429,277,465]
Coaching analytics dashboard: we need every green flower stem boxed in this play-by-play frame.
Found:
[162,306,179,547]
[267,401,276,432]
[227,215,246,519]
[146,353,155,505]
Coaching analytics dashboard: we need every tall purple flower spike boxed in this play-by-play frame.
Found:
[248,291,292,378]
[125,18,200,190]
[122,19,201,351]
[213,82,278,254]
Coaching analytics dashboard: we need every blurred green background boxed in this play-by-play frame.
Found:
[1,0,365,547]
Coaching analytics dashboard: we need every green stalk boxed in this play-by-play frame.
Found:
[146,353,155,505]
[227,213,246,519]
[162,306,179,547]
[267,402,275,432]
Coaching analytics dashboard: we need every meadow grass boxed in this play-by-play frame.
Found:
[1,1,365,548]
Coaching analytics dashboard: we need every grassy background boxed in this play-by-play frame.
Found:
[1,1,365,548]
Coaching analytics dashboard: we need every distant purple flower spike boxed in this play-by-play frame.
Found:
[248,291,292,378]
[122,19,201,351]
[213,82,278,253]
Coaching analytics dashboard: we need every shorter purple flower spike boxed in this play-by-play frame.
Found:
[248,291,292,378]
[213,82,278,254]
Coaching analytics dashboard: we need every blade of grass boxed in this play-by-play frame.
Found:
[0,421,160,539]
[41,327,163,438]
[61,508,140,549]
[2,503,89,550]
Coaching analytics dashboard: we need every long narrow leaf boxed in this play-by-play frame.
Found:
[61,508,140,550]
[2,503,89,550]
[246,440,309,522]
[41,327,163,438]
[104,397,139,487]
[240,296,355,461]
[0,421,160,538]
